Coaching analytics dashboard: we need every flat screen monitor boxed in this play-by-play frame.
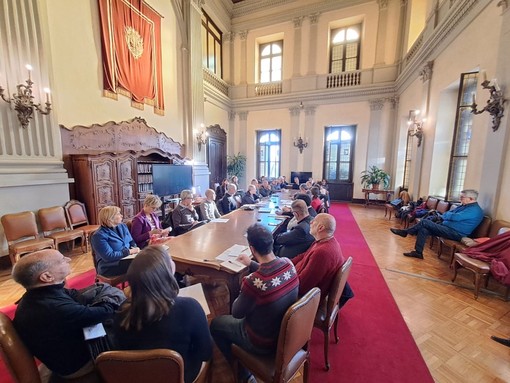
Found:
[152,164,193,197]
[290,171,313,184]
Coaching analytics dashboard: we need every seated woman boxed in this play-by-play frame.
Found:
[215,178,229,202]
[113,245,213,383]
[310,186,322,212]
[199,189,221,221]
[172,189,204,235]
[131,194,171,248]
[241,184,260,205]
[91,206,139,277]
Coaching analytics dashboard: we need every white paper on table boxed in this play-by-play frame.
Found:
[216,244,249,261]
[123,251,139,260]
[178,283,210,316]
[220,259,247,273]
[211,218,229,223]
[83,323,106,340]
[258,208,272,213]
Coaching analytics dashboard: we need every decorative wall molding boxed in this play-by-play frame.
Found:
[309,12,320,24]
[228,111,236,121]
[377,0,389,10]
[419,61,434,82]
[238,111,249,121]
[239,30,248,40]
[293,16,304,28]
[289,106,301,116]
[304,106,317,116]
[369,98,385,111]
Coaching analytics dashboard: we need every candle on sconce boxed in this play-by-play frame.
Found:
[493,78,501,92]
[25,64,33,81]
[480,69,487,83]
[472,92,476,105]
[43,88,51,103]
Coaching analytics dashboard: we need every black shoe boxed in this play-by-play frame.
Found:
[403,251,424,259]
[491,336,510,347]
[390,228,408,238]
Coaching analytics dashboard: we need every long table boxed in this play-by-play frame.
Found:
[163,194,292,306]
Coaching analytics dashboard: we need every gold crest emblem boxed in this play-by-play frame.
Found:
[124,26,144,59]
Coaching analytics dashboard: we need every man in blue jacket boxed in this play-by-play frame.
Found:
[390,189,484,259]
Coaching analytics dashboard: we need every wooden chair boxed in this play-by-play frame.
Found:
[0,312,99,383]
[64,200,100,253]
[38,206,86,253]
[314,257,353,370]
[232,287,321,383]
[90,248,127,289]
[96,349,185,383]
[438,215,492,266]
[1,211,54,266]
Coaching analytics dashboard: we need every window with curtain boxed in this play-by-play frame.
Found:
[446,72,478,201]
[257,130,281,179]
[329,25,361,73]
[201,11,222,78]
[259,41,283,83]
[323,126,356,182]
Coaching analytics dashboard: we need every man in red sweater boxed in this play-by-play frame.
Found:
[292,213,344,296]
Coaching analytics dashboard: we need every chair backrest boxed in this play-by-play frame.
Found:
[425,196,439,210]
[399,191,410,205]
[96,349,184,383]
[325,257,353,323]
[275,287,321,375]
[317,204,327,214]
[38,206,68,233]
[1,211,40,242]
[0,312,42,383]
[436,200,450,214]
[489,220,510,238]
[64,200,91,228]
[471,215,492,238]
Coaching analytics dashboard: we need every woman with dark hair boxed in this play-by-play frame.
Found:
[215,178,229,202]
[310,186,322,212]
[113,245,213,383]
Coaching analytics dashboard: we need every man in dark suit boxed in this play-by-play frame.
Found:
[274,199,315,259]
[219,184,240,215]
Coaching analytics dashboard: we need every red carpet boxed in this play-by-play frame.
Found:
[308,203,434,382]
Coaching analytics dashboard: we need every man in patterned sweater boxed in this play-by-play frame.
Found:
[210,224,299,381]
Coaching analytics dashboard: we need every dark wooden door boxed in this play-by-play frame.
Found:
[207,125,227,189]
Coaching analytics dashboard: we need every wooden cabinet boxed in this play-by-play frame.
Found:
[70,149,182,224]
[71,153,137,224]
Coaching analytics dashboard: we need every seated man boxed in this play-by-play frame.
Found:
[274,199,315,259]
[291,213,346,297]
[259,179,272,197]
[13,249,125,379]
[172,189,205,235]
[280,193,317,231]
[200,188,221,221]
[241,184,260,205]
[210,224,298,381]
[219,183,241,214]
[390,189,484,259]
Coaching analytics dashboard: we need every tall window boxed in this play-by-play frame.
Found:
[402,133,413,190]
[330,25,361,73]
[201,11,222,77]
[259,41,283,83]
[446,72,478,201]
[257,130,281,179]
[323,126,356,182]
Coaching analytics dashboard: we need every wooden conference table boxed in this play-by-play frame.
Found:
[163,193,293,305]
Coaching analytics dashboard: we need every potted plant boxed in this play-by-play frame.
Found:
[227,152,247,179]
[360,166,391,190]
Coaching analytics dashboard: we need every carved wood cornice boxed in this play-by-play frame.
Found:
[60,117,184,158]
[206,124,227,137]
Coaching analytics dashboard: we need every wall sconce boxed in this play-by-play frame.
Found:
[471,75,506,132]
[407,110,424,147]
[293,136,308,153]
[0,64,52,129]
[195,125,208,152]
[299,101,304,109]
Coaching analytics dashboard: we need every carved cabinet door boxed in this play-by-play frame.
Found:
[116,154,137,221]
[90,156,118,222]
